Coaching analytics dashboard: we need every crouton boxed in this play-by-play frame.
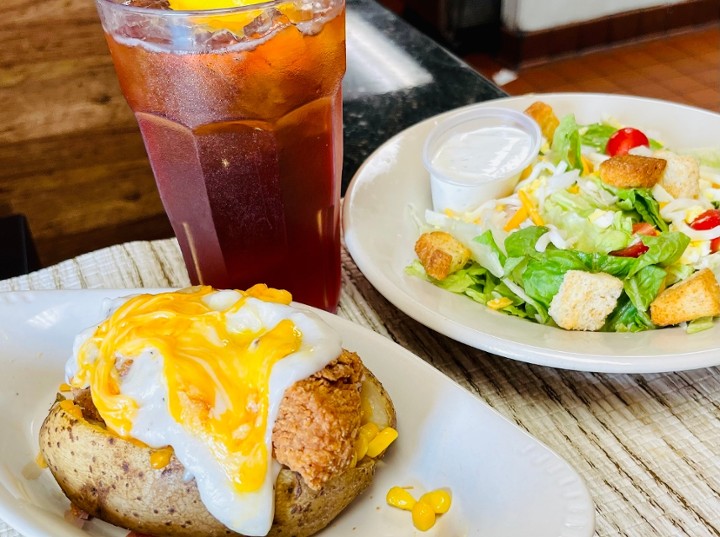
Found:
[524,101,560,141]
[650,268,720,326]
[599,154,667,189]
[549,270,624,331]
[654,149,700,199]
[414,231,471,280]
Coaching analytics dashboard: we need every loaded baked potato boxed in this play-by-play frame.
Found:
[38,286,397,537]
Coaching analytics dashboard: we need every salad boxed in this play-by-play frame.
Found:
[408,101,720,333]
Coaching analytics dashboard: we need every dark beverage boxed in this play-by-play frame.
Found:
[96,0,346,310]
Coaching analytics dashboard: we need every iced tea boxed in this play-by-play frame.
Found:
[95,0,346,311]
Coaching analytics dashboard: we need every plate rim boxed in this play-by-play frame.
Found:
[342,92,720,374]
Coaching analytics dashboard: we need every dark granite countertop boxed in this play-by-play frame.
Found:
[342,0,507,191]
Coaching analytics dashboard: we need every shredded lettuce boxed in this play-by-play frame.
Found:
[543,188,632,253]
[687,316,715,333]
[686,148,720,169]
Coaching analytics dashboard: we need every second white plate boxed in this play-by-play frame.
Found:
[343,93,720,373]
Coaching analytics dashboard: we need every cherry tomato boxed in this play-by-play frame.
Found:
[632,222,658,236]
[711,237,720,253]
[606,127,650,156]
[610,242,649,257]
[610,223,658,257]
[690,209,720,230]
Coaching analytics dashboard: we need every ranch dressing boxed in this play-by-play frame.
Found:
[431,125,534,185]
[423,107,541,214]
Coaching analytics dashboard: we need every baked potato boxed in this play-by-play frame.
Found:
[39,361,396,537]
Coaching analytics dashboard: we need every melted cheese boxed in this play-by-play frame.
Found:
[66,285,341,536]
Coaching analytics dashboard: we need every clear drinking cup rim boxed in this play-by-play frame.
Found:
[96,0,304,16]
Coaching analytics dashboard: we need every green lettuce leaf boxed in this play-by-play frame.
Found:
[504,226,549,258]
[578,121,663,154]
[604,295,655,332]
[580,123,617,152]
[521,250,587,307]
[628,232,690,276]
[551,114,583,170]
[473,230,507,269]
[508,231,687,310]
[623,265,666,312]
[612,187,669,232]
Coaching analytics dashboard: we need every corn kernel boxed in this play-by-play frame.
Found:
[420,489,452,514]
[412,500,436,531]
[355,434,369,461]
[487,297,512,310]
[386,486,416,510]
[358,422,379,442]
[366,427,398,458]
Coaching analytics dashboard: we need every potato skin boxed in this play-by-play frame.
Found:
[39,367,394,537]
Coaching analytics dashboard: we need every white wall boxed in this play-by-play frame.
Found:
[502,0,685,32]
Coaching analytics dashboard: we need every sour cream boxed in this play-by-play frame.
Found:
[424,107,541,213]
[66,285,341,537]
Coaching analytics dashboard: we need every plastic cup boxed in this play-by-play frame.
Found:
[94,0,346,312]
[423,106,541,213]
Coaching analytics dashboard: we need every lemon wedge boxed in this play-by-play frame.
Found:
[169,0,280,34]
[169,0,269,9]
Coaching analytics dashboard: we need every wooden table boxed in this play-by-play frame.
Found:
[0,0,174,266]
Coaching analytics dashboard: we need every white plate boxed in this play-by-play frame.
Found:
[0,289,593,537]
[343,92,720,374]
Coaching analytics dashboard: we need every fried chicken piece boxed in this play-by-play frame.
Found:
[272,350,364,490]
[71,350,365,492]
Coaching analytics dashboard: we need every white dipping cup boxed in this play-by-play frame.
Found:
[423,106,542,213]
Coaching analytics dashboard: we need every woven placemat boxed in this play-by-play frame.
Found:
[2,239,719,536]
